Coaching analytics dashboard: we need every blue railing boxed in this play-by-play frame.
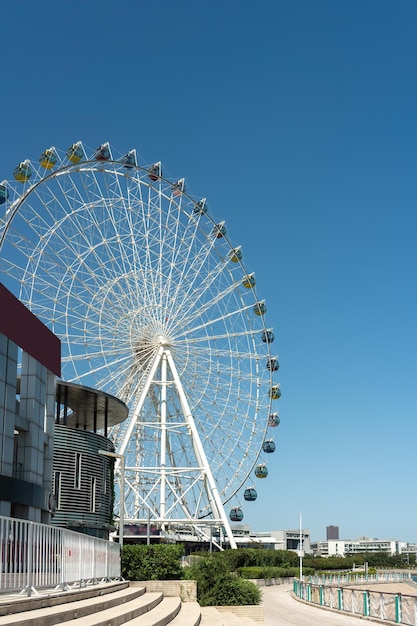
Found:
[294,575,417,625]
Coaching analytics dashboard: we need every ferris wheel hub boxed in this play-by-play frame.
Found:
[154,333,171,347]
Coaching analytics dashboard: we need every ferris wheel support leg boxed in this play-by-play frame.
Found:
[117,346,164,458]
[165,350,238,550]
[160,352,168,521]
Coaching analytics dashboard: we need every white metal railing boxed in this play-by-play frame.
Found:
[0,515,121,596]
[308,572,412,585]
[294,576,417,625]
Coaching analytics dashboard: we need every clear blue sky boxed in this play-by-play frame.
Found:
[1,0,416,543]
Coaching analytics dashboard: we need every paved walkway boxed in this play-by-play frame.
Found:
[262,583,372,626]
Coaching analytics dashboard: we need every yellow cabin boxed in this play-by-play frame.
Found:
[39,148,57,169]
[13,161,31,182]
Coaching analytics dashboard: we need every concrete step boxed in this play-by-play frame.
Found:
[61,591,163,625]
[0,581,129,617]
[0,586,150,626]
[167,601,201,626]
[200,606,259,625]
[199,607,223,625]
[121,596,181,625]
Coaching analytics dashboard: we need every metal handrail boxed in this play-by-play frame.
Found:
[294,576,417,625]
[0,515,121,596]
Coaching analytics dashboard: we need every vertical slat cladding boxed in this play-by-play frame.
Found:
[52,424,113,532]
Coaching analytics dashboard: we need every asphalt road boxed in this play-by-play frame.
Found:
[262,583,372,626]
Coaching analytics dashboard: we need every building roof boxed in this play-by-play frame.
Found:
[16,377,129,430]
[57,380,129,429]
[0,283,61,376]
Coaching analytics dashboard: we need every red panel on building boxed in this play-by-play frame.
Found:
[0,283,61,376]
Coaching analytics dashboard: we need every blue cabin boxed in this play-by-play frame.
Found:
[243,488,257,502]
[266,357,279,371]
[229,507,244,522]
[262,440,276,454]
[121,151,136,169]
[193,198,207,215]
[148,162,161,181]
[262,329,274,343]
[0,183,9,205]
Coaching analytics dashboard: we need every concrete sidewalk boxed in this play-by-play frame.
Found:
[262,583,373,626]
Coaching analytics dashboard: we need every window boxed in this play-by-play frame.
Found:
[53,471,62,509]
[102,459,107,495]
[74,452,82,489]
[90,477,97,512]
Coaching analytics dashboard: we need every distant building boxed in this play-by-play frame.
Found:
[269,529,312,553]
[326,525,339,540]
[311,537,407,557]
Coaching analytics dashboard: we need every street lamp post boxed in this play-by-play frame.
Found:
[299,512,304,581]
[98,450,125,548]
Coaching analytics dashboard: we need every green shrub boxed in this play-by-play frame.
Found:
[121,544,184,580]
[202,576,261,607]
[220,548,299,571]
[238,566,264,579]
[237,565,311,579]
[186,555,261,606]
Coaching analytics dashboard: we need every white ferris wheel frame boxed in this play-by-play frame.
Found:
[0,143,280,550]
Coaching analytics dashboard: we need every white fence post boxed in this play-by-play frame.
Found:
[0,514,120,595]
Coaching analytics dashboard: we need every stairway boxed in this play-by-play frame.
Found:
[0,580,261,625]
[0,581,200,626]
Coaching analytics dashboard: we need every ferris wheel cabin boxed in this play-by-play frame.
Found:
[242,273,256,289]
[39,148,57,170]
[229,507,244,522]
[94,144,111,161]
[268,412,280,427]
[66,143,84,163]
[254,301,266,316]
[269,384,281,400]
[266,356,279,371]
[121,150,137,169]
[262,329,274,343]
[172,178,185,196]
[0,183,9,204]
[13,161,32,182]
[243,487,258,501]
[262,439,276,454]
[229,247,242,263]
[213,222,226,238]
[148,162,161,181]
[193,198,207,214]
[255,464,268,479]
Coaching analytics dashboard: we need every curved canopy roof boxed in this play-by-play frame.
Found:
[16,377,128,431]
[57,380,128,430]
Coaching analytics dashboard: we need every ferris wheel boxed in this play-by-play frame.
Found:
[0,142,281,548]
